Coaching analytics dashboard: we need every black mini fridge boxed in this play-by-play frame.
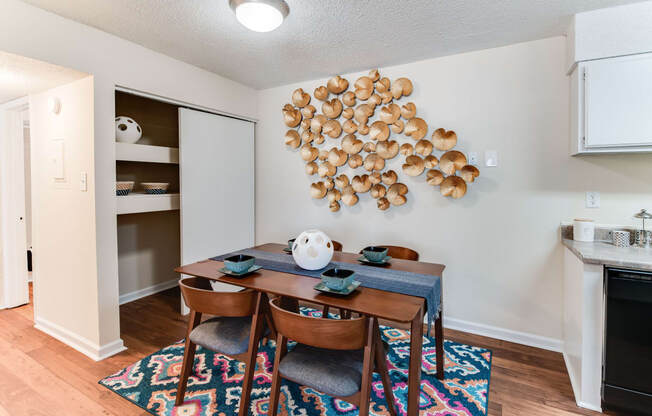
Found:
[603,268,652,415]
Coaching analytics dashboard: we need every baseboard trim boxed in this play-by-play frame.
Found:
[443,316,563,352]
[97,339,128,361]
[119,279,178,305]
[34,316,126,361]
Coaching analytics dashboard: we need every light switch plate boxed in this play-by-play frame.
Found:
[586,191,600,208]
[485,150,498,167]
[468,152,479,165]
[80,172,87,192]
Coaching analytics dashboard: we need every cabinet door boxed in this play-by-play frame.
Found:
[585,54,652,148]
[179,108,254,294]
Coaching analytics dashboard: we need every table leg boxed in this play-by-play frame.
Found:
[435,315,444,380]
[239,292,265,416]
[407,305,424,416]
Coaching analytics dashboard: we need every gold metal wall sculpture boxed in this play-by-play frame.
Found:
[283,69,479,211]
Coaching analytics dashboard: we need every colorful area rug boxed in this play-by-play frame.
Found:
[100,309,492,416]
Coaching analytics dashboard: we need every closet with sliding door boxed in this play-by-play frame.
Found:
[115,89,254,311]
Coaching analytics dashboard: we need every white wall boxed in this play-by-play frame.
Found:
[0,0,257,356]
[256,36,652,344]
[29,77,102,351]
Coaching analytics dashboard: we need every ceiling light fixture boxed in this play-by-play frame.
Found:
[229,0,289,33]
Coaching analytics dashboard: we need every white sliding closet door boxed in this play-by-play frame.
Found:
[179,108,254,301]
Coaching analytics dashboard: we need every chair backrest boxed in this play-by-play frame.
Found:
[269,297,367,350]
[179,277,257,317]
[331,240,343,252]
[360,245,419,261]
[384,245,419,261]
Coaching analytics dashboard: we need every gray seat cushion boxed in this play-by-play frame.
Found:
[278,344,364,397]
[189,316,253,356]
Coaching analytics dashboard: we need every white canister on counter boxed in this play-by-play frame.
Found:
[573,219,595,242]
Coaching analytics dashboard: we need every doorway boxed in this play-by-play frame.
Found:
[0,98,29,308]
[0,50,87,310]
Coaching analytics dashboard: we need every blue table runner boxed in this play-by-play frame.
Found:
[212,248,441,331]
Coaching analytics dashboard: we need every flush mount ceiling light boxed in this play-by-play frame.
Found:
[229,0,289,32]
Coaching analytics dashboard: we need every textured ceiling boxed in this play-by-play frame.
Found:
[20,0,642,89]
[0,50,87,103]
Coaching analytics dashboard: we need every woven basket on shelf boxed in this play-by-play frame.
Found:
[116,181,135,196]
[140,182,170,195]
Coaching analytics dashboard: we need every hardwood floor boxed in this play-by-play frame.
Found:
[0,286,623,416]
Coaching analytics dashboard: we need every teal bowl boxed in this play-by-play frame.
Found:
[288,238,296,250]
[321,268,355,291]
[362,246,388,262]
[224,255,255,273]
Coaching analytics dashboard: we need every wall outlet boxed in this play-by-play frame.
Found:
[586,191,600,208]
[468,152,479,165]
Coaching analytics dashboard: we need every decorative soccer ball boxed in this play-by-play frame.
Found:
[115,116,143,144]
[292,229,334,270]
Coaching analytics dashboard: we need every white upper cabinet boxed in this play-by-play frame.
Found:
[571,53,652,154]
[586,54,652,148]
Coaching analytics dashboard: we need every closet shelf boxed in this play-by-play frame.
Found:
[116,193,180,215]
[115,142,179,164]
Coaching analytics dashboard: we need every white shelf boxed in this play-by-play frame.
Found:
[116,193,180,215]
[115,142,179,164]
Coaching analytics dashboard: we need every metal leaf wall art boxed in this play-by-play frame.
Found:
[283,69,480,212]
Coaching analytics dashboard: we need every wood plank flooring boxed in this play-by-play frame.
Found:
[0,286,624,415]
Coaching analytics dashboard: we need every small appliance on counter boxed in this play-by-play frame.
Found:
[633,209,652,248]
[573,218,595,242]
[612,230,631,248]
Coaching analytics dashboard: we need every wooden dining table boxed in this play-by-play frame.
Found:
[175,243,446,416]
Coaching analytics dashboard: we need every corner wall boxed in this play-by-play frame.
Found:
[0,0,258,356]
[29,77,103,354]
[255,37,652,345]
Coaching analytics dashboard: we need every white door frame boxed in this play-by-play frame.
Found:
[0,96,30,309]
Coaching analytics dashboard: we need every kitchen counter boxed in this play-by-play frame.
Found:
[561,224,652,412]
[562,238,652,271]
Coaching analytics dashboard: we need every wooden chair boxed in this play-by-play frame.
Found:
[176,277,267,416]
[326,245,420,320]
[360,245,419,261]
[358,245,439,349]
[267,298,397,416]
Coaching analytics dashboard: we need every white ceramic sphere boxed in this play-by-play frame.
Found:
[292,229,334,270]
[115,116,143,143]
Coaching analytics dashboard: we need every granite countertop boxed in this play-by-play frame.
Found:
[562,238,652,271]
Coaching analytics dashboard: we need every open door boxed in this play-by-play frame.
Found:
[179,108,254,311]
[0,97,29,308]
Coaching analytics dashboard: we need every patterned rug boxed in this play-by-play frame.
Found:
[100,309,492,416]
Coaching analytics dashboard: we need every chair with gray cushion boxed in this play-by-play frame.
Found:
[176,277,268,416]
[267,297,397,416]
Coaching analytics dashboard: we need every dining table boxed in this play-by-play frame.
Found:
[175,243,446,416]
